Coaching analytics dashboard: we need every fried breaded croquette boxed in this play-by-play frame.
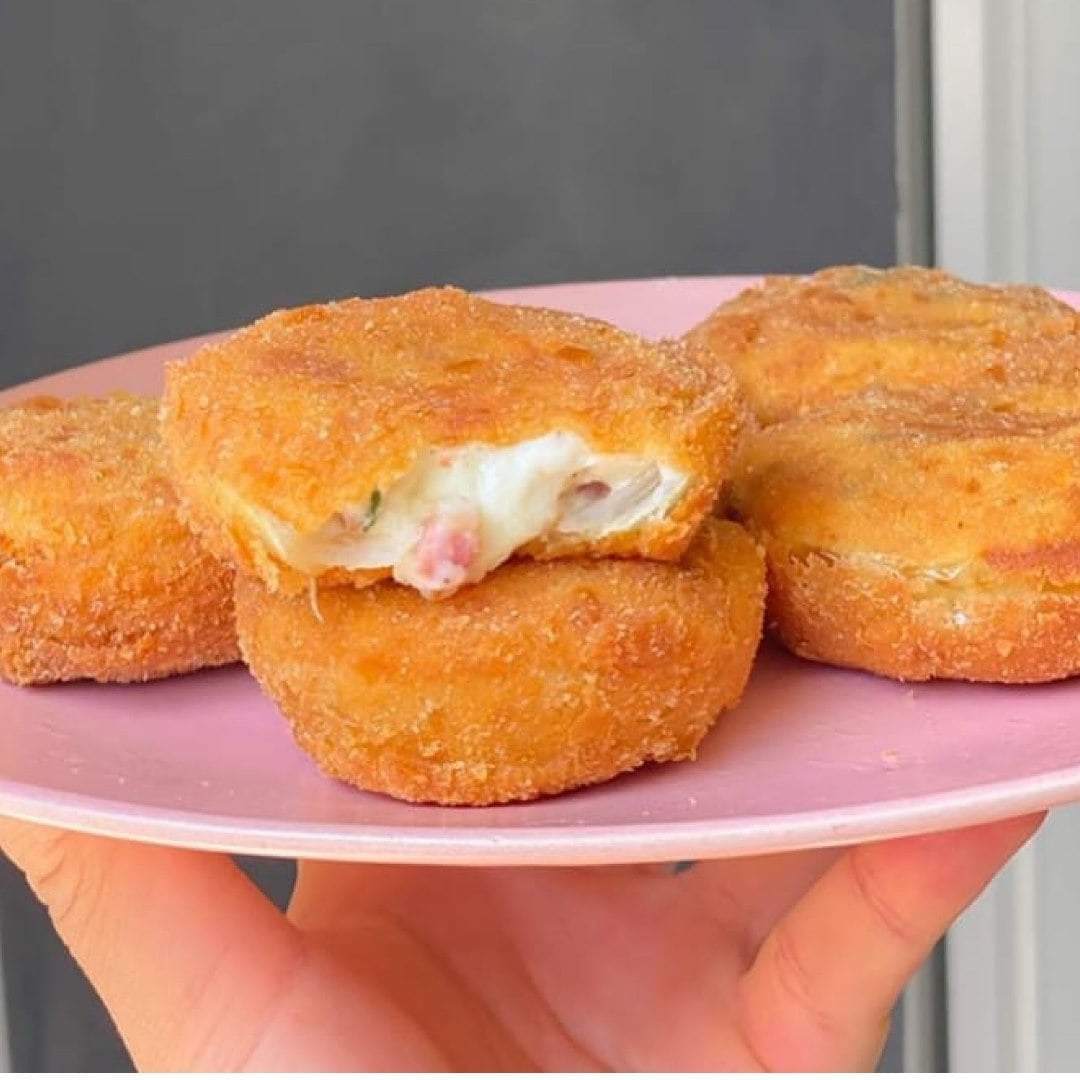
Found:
[686,265,1080,424]
[727,391,1080,682]
[163,287,746,599]
[235,519,765,805]
[0,394,239,685]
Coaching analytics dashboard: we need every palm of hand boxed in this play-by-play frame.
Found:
[0,813,1039,1073]
[249,851,907,1072]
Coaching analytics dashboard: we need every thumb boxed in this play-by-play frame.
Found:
[737,812,1044,1071]
[0,818,303,1071]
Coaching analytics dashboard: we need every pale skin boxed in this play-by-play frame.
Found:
[0,813,1042,1071]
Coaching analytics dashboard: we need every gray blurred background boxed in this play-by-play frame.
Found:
[0,0,899,1070]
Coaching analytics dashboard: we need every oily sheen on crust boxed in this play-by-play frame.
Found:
[0,394,238,685]
[686,265,1080,425]
[162,287,746,597]
[727,392,1080,682]
[234,519,766,806]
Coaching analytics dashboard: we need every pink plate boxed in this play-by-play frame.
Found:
[3,276,1080,866]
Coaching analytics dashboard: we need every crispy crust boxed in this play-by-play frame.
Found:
[234,519,766,805]
[762,541,1080,683]
[727,393,1080,681]
[686,265,1080,424]
[163,287,746,593]
[0,395,239,685]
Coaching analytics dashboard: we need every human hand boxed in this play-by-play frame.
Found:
[0,812,1041,1071]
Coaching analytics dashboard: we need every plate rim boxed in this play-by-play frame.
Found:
[0,760,1075,865]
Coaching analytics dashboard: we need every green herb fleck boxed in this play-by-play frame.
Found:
[361,489,382,531]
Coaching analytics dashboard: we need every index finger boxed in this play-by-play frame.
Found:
[0,818,302,1071]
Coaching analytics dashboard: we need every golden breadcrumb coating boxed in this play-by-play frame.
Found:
[0,394,239,685]
[163,286,746,595]
[235,519,765,805]
[728,392,1080,682]
[686,265,1080,424]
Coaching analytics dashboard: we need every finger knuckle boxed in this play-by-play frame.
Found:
[21,831,101,941]
[768,921,839,1035]
[848,849,923,949]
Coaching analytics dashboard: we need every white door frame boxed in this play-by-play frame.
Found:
[932,0,1080,1070]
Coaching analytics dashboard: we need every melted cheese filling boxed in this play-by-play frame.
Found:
[256,433,685,596]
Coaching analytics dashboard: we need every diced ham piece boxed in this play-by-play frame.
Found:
[573,480,611,501]
[408,510,481,596]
